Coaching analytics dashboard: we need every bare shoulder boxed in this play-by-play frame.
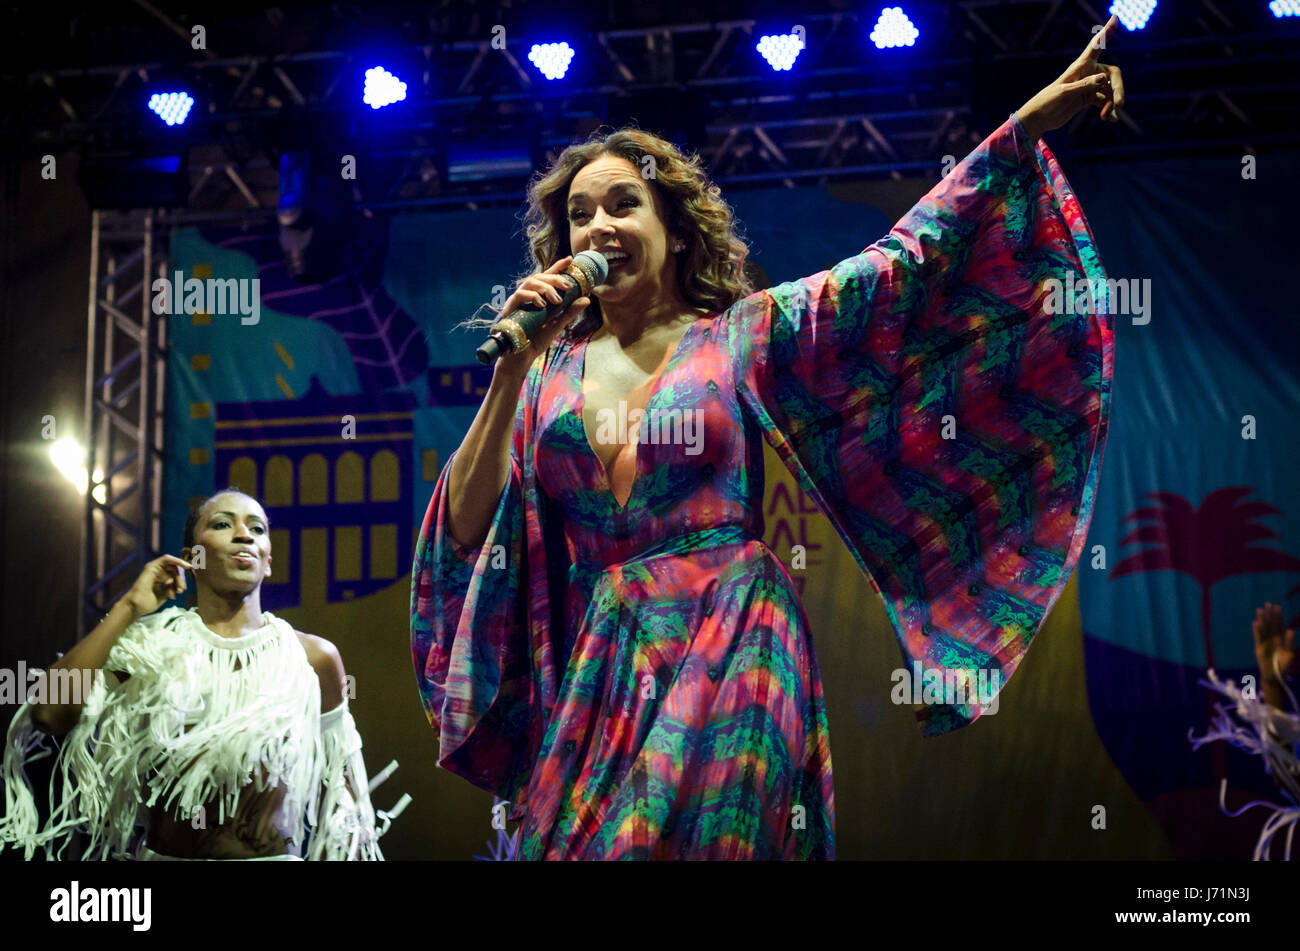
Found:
[295,630,341,665]
[295,631,346,712]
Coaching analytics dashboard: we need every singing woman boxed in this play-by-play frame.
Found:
[411,20,1125,859]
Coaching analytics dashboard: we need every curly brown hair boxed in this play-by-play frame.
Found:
[462,126,754,343]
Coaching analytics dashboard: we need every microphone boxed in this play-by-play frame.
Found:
[476,250,608,365]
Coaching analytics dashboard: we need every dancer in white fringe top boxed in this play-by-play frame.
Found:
[1189,602,1300,861]
[0,488,390,860]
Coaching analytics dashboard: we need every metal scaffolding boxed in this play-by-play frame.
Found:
[80,210,167,637]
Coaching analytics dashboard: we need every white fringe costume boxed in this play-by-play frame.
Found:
[0,607,387,860]
[1189,668,1300,861]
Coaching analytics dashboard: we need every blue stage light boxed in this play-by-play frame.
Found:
[1109,0,1157,30]
[363,66,408,109]
[147,91,194,127]
[528,43,575,80]
[1270,0,1299,15]
[870,7,919,49]
[755,33,804,71]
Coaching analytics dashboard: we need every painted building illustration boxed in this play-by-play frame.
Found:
[204,379,416,609]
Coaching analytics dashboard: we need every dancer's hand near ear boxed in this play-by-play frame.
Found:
[122,554,194,620]
[28,555,193,734]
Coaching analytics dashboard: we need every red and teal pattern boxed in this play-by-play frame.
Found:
[411,112,1113,859]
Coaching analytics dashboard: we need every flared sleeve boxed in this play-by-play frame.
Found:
[725,112,1113,737]
[410,353,562,820]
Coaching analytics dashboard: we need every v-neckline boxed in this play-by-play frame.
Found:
[576,318,701,512]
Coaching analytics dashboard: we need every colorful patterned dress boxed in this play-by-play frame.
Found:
[411,112,1113,859]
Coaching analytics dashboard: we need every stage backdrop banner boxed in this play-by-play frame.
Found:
[163,146,1300,859]
[1067,148,1300,857]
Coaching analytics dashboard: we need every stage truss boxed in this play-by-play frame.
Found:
[5,0,1297,218]
[80,210,167,636]
[41,0,1295,622]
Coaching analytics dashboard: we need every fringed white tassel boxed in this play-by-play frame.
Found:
[0,705,55,859]
[1189,668,1300,861]
[306,700,386,860]
[0,672,115,859]
[0,607,390,861]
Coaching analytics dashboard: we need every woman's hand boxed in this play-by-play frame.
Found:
[1016,14,1125,141]
[495,255,591,379]
[1254,602,1299,685]
[120,554,193,620]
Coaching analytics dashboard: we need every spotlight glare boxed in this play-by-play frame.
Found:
[1108,0,1157,30]
[49,438,84,482]
[870,7,920,49]
[527,42,575,80]
[49,438,103,497]
[363,66,408,109]
[147,91,194,127]
[1269,0,1299,15]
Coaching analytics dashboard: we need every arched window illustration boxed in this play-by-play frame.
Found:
[335,452,364,503]
[370,450,399,501]
[228,457,258,498]
[207,380,417,608]
[264,454,293,506]
[300,453,327,504]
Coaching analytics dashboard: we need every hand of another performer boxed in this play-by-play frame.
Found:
[1253,602,1299,710]
[495,255,591,378]
[1016,14,1125,140]
[121,554,195,620]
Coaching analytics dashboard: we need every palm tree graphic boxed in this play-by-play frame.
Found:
[1111,487,1300,670]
